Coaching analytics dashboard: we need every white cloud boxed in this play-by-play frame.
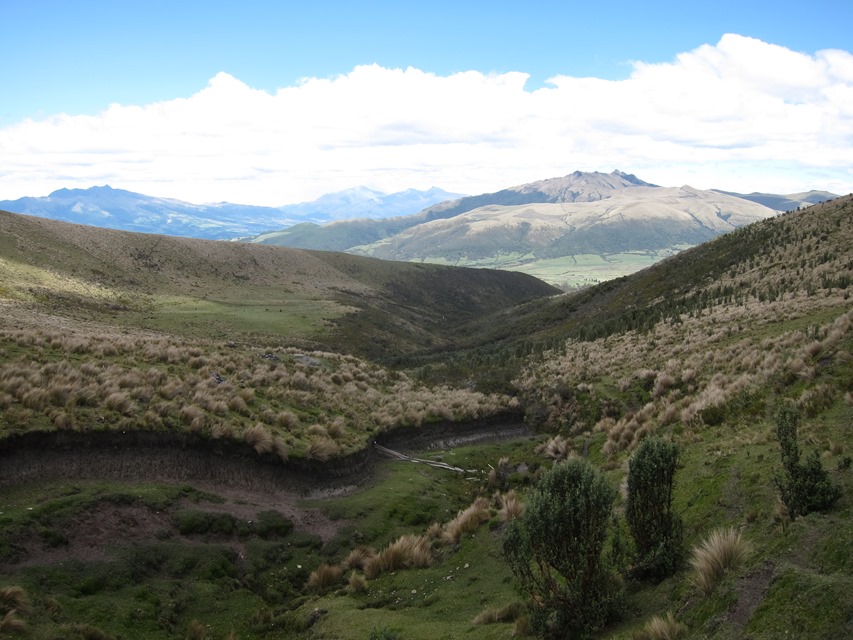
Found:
[1,34,851,205]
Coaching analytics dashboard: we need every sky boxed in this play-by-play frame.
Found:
[1,0,852,206]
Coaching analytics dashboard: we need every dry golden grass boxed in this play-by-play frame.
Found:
[498,490,525,522]
[0,586,30,614]
[689,527,751,595]
[541,434,573,461]
[0,610,28,634]
[442,497,491,545]
[346,570,368,594]
[243,424,274,455]
[473,601,525,625]
[305,563,344,592]
[343,546,378,572]
[186,619,207,640]
[633,612,687,640]
[306,436,340,461]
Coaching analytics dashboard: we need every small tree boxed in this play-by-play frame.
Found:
[774,405,841,519]
[625,437,683,580]
[503,458,622,638]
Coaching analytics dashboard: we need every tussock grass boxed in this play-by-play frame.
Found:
[633,611,687,640]
[473,601,525,625]
[0,586,30,614]
[346,570,368,594]
[243,424,274,455]
[498,490,524,522]
[186,619,207,640]
[442,497,491,545]
[343,546,378,571]
[306,563,344,592]
[689,527,751,595]
[0,610,28,634]
[306,436,340,461]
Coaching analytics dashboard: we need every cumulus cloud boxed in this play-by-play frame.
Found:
[1,34,851,204]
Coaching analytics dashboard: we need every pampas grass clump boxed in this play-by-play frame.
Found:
[498,490,524,522]
[0,586,30,613]
[473,601,525,625]
[306,436,340,461]
[243,424,274,455]
[343,546,378,571]
[442,497,491,544]
[633,612,687,640]
[689,527,751,595]
[347,570,368,593]
[306,563,343,592]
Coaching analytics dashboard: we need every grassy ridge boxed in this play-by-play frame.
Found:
[0,209,558,359]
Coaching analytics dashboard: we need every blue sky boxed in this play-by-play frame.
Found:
[1,0,852,204]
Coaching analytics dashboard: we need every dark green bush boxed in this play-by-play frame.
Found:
[774,405,841,519]
[503,458,622,638]
[625,437,683,580]
[253,510,294,538]
[173,510,237,536]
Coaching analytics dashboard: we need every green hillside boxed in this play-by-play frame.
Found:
[0,197,851,639]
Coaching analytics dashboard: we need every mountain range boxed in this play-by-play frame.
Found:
[246,171,837,287]
[1,172,838,288]
[0,185,462,241]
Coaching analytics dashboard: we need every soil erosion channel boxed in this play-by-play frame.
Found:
[0,413,530,545]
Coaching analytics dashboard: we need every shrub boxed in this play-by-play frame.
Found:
[774,405,841,519]
[503,458,622,637]
[689,527,750,595]
[626,437,683,580]
[253,510,293,538]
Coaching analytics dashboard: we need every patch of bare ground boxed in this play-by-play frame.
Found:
[183,482,343,542]
[1,483,343,573]
[723,562,775,634]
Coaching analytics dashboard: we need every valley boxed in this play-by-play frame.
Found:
[0,194,851,639]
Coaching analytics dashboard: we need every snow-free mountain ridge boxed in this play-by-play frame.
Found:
[0,185,462,240]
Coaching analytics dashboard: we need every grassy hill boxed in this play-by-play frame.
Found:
[0,209,558,358]
[0,197,851,639]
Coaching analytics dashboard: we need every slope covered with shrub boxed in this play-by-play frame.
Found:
[0,196,850,639]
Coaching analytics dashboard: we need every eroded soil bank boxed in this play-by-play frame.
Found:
[0,411,529,495]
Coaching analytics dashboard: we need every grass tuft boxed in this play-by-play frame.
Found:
[632,611,687,640]
[689,527,751,595]
[306,563,344,592]
[243,423,274,455]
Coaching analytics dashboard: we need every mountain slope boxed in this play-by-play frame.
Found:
[278,185,463,222]
[712,188,838,211]
[431,194,853,381]
[0,185,460,241]
[355,185,776,262]
[248,170,655,251]
[0,208,558,360]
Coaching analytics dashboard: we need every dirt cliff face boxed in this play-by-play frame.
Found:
[0,411,527,494]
